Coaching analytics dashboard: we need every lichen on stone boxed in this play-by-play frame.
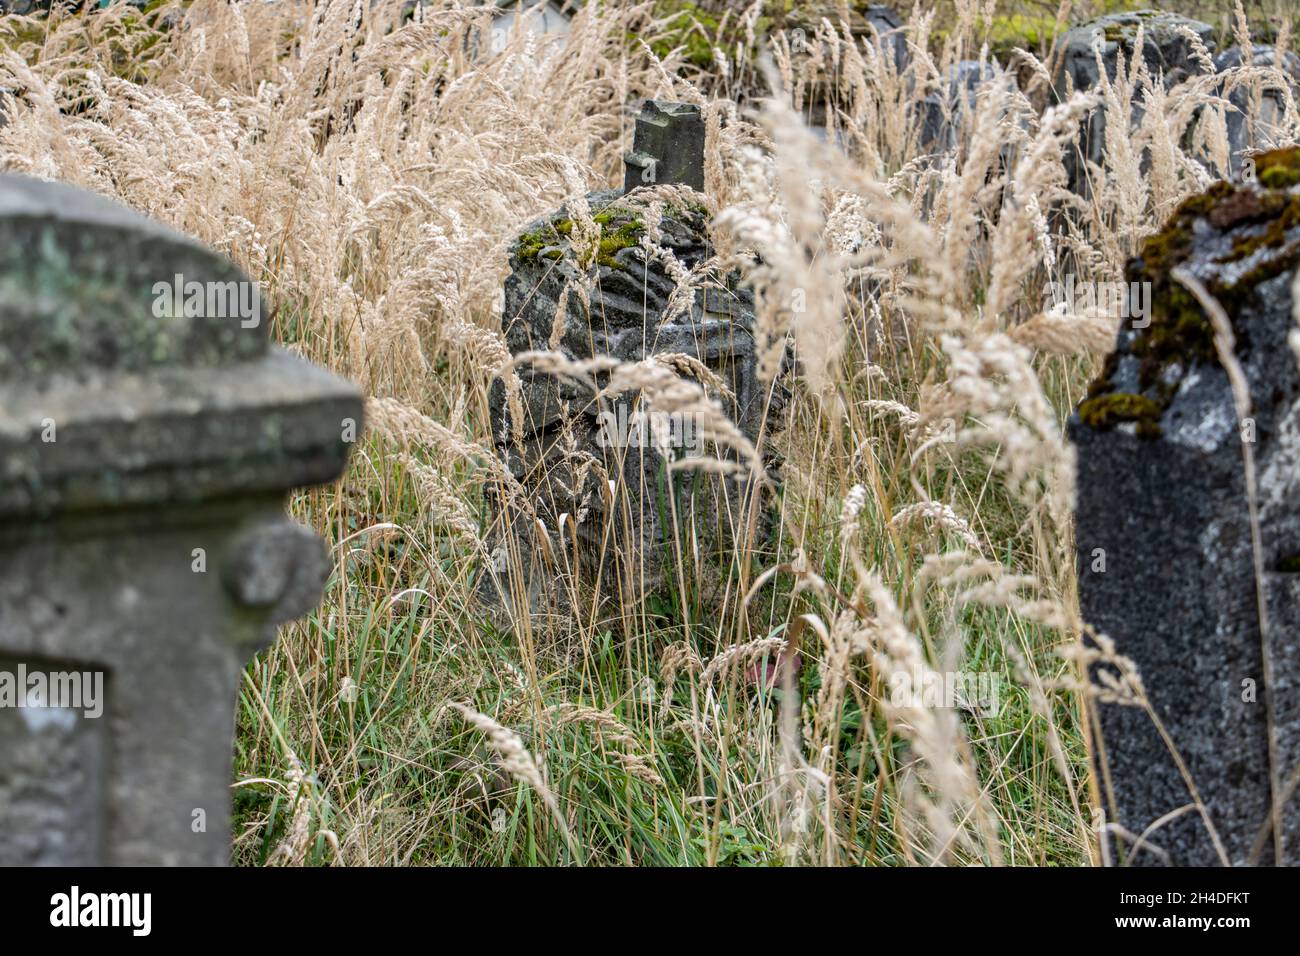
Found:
[512,196,708,273]
[1079,146,1300,437]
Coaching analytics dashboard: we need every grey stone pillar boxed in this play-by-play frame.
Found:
[623,100,706,193]
[1071,149,1300,865]
[0,175,362,865]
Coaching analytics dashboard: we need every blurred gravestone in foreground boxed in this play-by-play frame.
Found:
[481,100,785,619]
[1071,147,1300,865]
[0,175,362,865]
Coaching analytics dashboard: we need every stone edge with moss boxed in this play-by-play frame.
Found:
[1078,146,1300,440]
[511,194,709,273]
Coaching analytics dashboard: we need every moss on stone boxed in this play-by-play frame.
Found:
[513,204,648,271]
[1257,147,1300,190]
[594,219,645,268]
[1078,392,1164,438]
[1079,147,1300,434]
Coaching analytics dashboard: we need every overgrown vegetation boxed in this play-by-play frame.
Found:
[2,0,1297,866]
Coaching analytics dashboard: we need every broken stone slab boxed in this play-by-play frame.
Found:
[0,175,362,865]
[916,59,1002,156]
[1071,147,1300,865]
[1051,10,1216,195]
[861,4,908,74]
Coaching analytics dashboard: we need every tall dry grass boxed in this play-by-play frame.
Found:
[2,0,1297,864]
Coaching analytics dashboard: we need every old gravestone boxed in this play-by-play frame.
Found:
[1211,45,1300,181]
[623,100,705,194]
[1051,10,1217,196]
[784,4,909,142]
[481,100,783,613]
[782,2,908,75]
[0,175,362,865]
[916,59,1002,156]
[1071,147,1300,865]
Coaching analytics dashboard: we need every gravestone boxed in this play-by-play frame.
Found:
[917,59,1001,155]
[1050,10,1216,195]
[623,100,706,193]
[1211,46,1300,180]
[0,175,362,865]
[1071,147,1300,865]
[490,0,575,51]
[482,100,782,614]
[783,2,908,75]
[860,4,908,75]
[790,4,909,143]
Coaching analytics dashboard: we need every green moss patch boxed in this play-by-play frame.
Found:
[1080,147,1300,436]
[1257,147,1300,190]
[1078,392,1164,437]
[513,204,646,271]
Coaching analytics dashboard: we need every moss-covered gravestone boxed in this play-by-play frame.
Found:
[0,176,362,864]
[1072,148,1300,865]
[482,100,783,615]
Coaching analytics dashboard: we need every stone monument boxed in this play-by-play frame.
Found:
[1050,10,1217,195]
[0,175,362,865]
[482,100,783,614]
[1072,147,1300,865]
[1212,45,1300,181]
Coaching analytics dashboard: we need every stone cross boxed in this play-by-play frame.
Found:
[1071,148,1300,865]
[623,100,706,193]
[0,175,362,865]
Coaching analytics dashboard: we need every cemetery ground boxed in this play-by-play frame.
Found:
[2,0,1298,866]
